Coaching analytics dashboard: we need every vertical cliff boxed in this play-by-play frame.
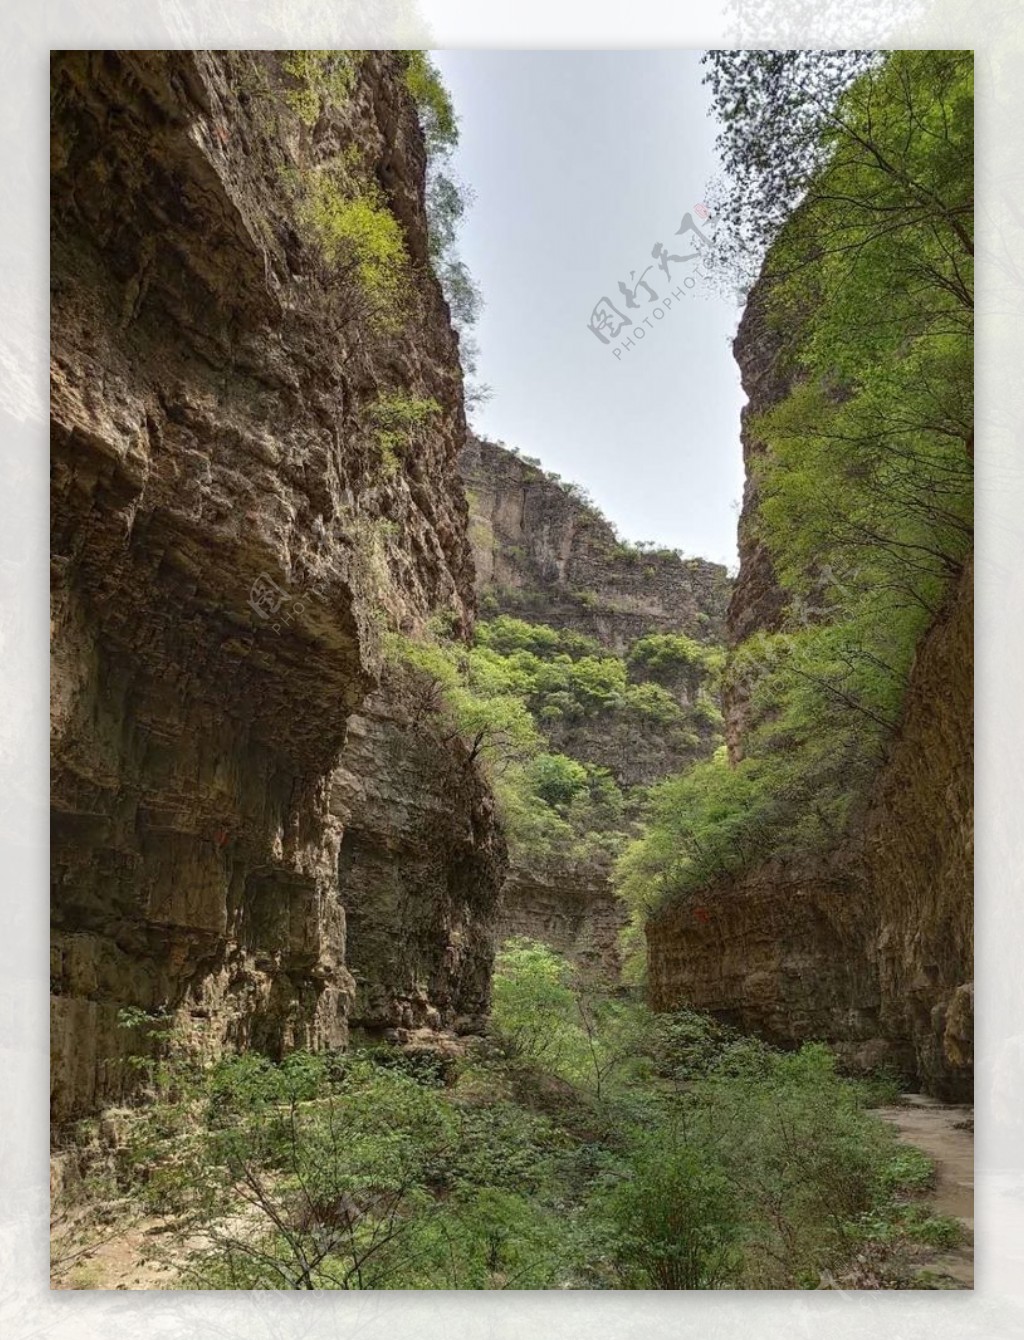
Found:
[332,677,506,1043]
[646,270,973,1098]
[459,435,731,971]
[50,51,505,1129]
[866,558,973,1095]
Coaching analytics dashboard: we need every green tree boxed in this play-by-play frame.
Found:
[528,753,589,809]
[617,50,972,928]
[489,938,581,1070]
[701,49,879,270]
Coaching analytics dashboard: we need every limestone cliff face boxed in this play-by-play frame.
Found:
[459,435,730,972]
[461,435,730,655]
[646,279,973,1099]
[724,276,791,652]
[647,860,889,1071]
[866,559,973,1095]
[718,278,795,763]
[494,863,626,978]
[332,676,506,1043]
[50,51,504,1128]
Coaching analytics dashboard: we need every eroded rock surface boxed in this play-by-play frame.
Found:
[50,51,504,1129]
[332,681,507,1042]
[461,435,730,655]
[647,276,973,1098]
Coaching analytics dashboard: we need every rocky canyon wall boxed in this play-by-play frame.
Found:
[461,435,730,658]
[647,275,973,1099]
[50,51,505,1130]
[459,435,731,973]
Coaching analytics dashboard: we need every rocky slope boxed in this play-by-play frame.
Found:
[646,278,973,1099]
[459,435,731,972]
[50,51,505,1130]
[462,436,730,657]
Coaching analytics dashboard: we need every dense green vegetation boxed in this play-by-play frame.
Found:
[627,632,725,695]
[281,50,358,126]
[617,50,973,926]
[53,945,958,1290]
[299,165,410,311]
[387,613,723,869]
[387,625,626,867]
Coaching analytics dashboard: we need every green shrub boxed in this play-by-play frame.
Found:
[900,1207,963,1248]
[475,616,603,661]
[403,51,458,153]
[385,627,636,868]
[282,50,358,125]
[300,170,408,306]
[643,1008,764,1082]
[590,1131,740,1289]
[878,1144,935,1194]
[615,748,768,915]
[369,391,441,475]
[851,1202,963,1251]
[855,1066,907,1108]
[489,939,581,1071]
[389,1185,572,1289]
[528,753,589,809]
[623,680,685,726]
[688,1043,895,1286]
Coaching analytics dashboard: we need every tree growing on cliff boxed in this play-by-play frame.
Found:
[620,50,973,925]
[700,48,878,284]
[405,51,493,414]
[702,49,973,300]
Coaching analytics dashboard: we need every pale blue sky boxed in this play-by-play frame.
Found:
[434,50,747,567]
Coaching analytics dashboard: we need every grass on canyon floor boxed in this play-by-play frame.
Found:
[51,941,963,1291]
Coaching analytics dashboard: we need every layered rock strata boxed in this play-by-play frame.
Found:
[50,50,504,1128]
[646,275,973,1099]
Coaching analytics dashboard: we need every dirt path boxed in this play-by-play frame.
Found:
[877,1093,974,1287]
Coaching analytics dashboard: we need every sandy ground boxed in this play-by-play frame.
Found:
[877,1093,975,1287]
